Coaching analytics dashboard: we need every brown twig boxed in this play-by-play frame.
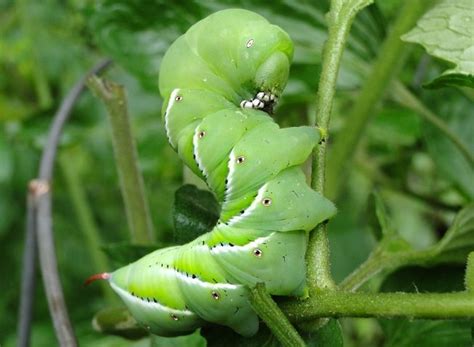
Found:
[17,59,111,347]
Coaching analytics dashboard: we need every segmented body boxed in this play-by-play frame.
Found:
[107,9,336,337]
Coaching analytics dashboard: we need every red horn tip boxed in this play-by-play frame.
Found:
[84,272,110,287]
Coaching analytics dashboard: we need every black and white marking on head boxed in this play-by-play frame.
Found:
[240,91,278,113]
[246,39,254,48]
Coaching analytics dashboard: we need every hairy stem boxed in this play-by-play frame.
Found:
[249,284,306,347]
[326,0,429,200]
[307,0,373,291]
[87,76,155,244]
[282,291,474,322]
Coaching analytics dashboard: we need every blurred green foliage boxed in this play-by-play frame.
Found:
[1,0,473,346]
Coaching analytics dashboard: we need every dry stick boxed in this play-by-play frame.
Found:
[18,59,111,347]
[17,186,38,347]
[86,76,155,245]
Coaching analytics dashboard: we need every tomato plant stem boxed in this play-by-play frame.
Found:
[87,76,155,245]
[282,291,474,321]
[249,284,306,347]
[307,0,373,291]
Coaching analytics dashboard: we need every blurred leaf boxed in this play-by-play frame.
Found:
[379,265,471,347]
[433,203,474,263]
[101,242,169,268]
[368,107,421,146]
[150,331,206,347]
[402,0,474,89]
[93,306,147,340]
[381,265,465,293]
[422,94,474,200]
[306,319,344,347]
[201,324,278,347]
[0,132,12,182]
[367,191,395,240]
[88,1,384,91]
[203,318,343,347]
[173,184,219,245]
[381,319,472,347]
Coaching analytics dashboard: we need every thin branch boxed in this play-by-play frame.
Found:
[249,284,306,347]
[18,59,111,347]
[36,182,77,347]
[39,60,112,180]
[17,185,38,347]
[87,76,155,244]
[281,291,474,322]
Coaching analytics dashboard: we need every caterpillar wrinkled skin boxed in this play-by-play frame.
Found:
[95,9,336,337]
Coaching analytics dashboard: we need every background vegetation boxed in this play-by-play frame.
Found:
[1,0,473,346]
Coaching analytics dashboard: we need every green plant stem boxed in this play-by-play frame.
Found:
[326,0,429,200]
[58,153,115,303]
[87,76,155,244]
[249,284,306,347]
[281,291,474,322]
[392,81,474,167]
[307,0,373,291]
[338,244,415,292]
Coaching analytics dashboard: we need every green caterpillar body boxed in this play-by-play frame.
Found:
[105,9,336,337]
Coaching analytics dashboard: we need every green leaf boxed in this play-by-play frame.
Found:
[172,184,219,245]
[402,0,474,89]
[367,107,421,146]
[381,319,472,347]
[379,265,472,347]
[425,73,474,89]
[433,203,474,263]
[92,306,147,340]
[422,94,474,200]
[306,319,344,347]
[367,191,396,240]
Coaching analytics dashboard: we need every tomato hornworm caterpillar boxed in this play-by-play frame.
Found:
[89,8,336,337]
